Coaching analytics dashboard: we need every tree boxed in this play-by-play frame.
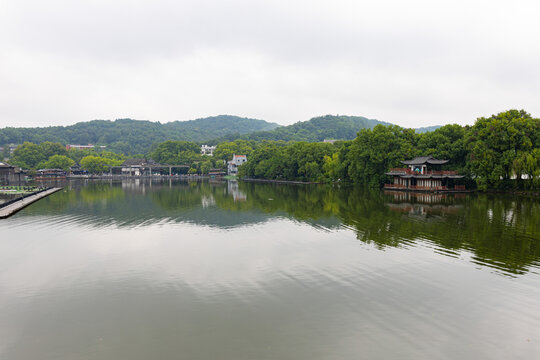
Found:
[43,155,75,171]
[213,140,255,161]
[417,124,468,172]
[40,142,67,159]
[150,141,200,164]
[10,142,45,169]
[67,148,97,164]
[200,159,213,174]
[346,125,418,187]
[467,110,540,190]
[80,156,112,174]
[10,141,69,169]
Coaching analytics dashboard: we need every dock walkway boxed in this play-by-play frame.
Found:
[0,187,62,219]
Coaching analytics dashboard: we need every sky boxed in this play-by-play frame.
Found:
[1,0,539,128]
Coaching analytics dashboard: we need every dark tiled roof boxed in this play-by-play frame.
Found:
[122,158,146,166]
[401,156,448,165]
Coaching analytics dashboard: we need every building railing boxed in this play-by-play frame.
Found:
[384,183,407,188]
[387,168,459,176]
[384,184,469,191]
[409,185,448,190]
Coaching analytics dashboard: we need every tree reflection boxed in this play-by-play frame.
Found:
[20,179,540,276]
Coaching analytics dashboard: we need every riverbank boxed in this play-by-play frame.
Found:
[486,189,540,197]
[65,175,218,179]
[242,178,323,185]
[0,187,62,218]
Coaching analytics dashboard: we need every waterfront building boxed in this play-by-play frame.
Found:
[69,165,87,176]
[0,163,16,185]
[227,154,247,175]
[0,162,24,185]
[36,169,66,179]
[385,156,465,191]
[121,159,147,176]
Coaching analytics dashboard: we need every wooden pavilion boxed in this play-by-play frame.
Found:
[384,156,465,191]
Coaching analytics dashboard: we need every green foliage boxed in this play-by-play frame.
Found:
[200,159,213,174]
[9,141,128,172]
[43,155,75,171]
[346,125,417,187]
[213,140,256,161]
[150,141,201,164]
[80,155,123,174]
[11,141,69,169]
[4,110,539,190]
[40,142,68,159]
[417,124,468,172]
[238,110,539,190]
[10,142,43,169]
[67,149,97,164]
[216,115,391,143]
[467,110,540,190]
[0,116,279,155]
[240,141,337,182]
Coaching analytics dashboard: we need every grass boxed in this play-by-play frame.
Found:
[0,186,41,194]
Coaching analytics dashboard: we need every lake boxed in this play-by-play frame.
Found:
[0,179,539,359]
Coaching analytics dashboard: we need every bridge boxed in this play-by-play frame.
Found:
[106,164,190,176]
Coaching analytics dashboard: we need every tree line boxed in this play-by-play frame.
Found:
[4,110,539,190]
[239,110,539,190]
[0,116,278,155]
[7,142,127,173]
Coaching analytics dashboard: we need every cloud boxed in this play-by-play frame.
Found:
[0,0,539,127]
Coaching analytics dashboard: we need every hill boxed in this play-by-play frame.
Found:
[0,115,280,155]
[415,125,442,133]
[214,115,392,143]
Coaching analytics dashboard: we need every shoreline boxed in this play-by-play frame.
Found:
[241,178,323,185]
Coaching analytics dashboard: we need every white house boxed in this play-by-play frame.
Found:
[227,154,247,175]
[201,145,216,156]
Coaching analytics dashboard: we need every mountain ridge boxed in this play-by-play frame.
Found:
[1,114,441,154]
[0,115,279,154]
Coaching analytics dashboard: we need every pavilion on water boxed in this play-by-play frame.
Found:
[384,156,465,191]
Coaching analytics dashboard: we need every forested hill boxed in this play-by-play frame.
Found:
[415,125,442,133]
[214,115,392,142]
[0,115,279,154]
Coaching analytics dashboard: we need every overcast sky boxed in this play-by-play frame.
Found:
[1,0,539,128]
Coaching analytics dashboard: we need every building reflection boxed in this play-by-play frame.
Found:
[228,180,247,202]
[384,190,463,218]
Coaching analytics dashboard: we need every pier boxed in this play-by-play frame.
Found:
[0,187,62,219]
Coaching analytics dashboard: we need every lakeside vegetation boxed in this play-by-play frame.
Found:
[3,110,539,191]
[236,110,539,191]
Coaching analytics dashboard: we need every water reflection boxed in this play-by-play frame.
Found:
[2,179,540,359]
[15,179,540,276]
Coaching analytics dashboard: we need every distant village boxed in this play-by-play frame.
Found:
[1,143,248,184]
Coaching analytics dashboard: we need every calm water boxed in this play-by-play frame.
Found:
[0,179,539,360]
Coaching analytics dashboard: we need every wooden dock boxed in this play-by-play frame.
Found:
[0,187,62,219]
